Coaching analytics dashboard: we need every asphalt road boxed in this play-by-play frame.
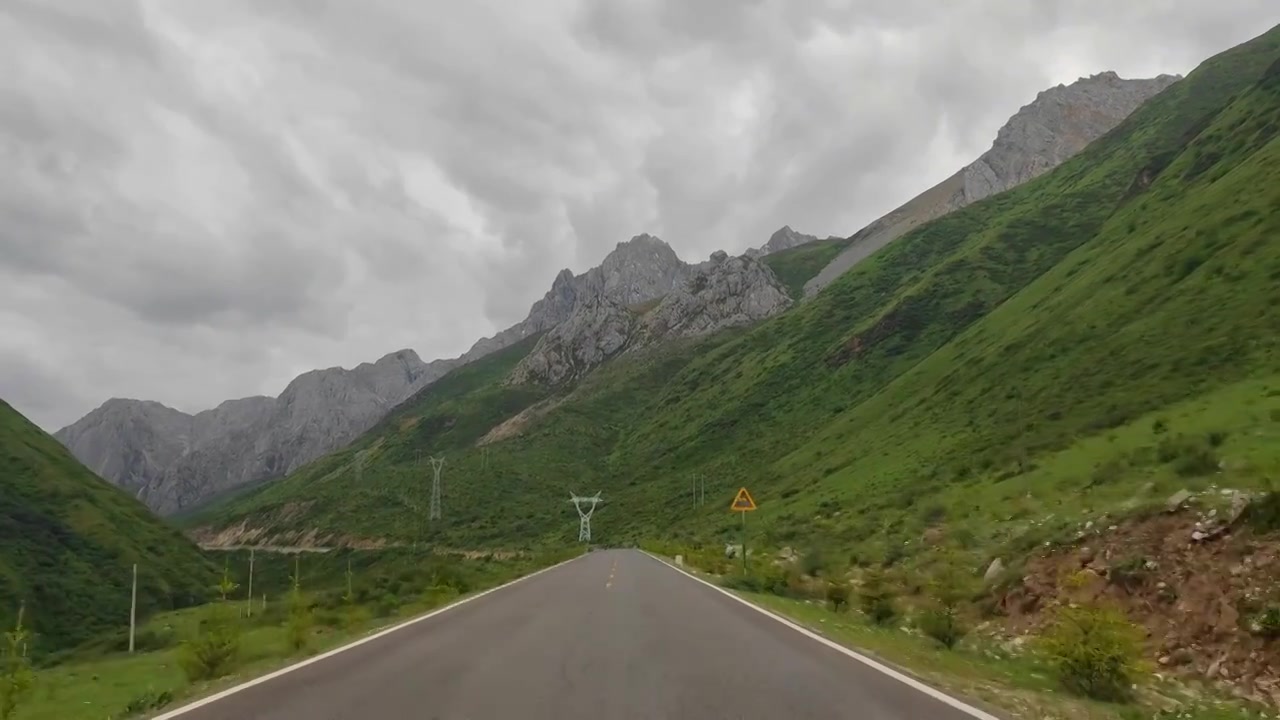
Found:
[164,549,992,720]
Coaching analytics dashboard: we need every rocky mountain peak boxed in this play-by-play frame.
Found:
[962,72,1182,204]
[803,70,1181,299]
[746,226,820,258]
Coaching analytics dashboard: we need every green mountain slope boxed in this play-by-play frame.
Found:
[762,237,854,299]
[198,26,1280,564]
[0,400,215,657]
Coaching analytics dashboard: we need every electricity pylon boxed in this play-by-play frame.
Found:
[569,492,602,542]
[429,456,445,521]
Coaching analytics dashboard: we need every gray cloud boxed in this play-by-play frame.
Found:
[0,0,1277,431]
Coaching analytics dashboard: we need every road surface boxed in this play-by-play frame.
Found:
[164,549,992,719]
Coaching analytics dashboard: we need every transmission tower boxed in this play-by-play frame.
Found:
[429,455,445,521]
[569,492,602,542]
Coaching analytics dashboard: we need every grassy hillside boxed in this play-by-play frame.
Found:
[0,400,216,657]
[761,237,854,298]
[199,26,1280,569]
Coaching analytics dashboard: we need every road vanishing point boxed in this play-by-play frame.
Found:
[159,549,1000,720]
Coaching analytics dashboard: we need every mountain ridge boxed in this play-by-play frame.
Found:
[802,69,1183,297]
[57,68,1185,517]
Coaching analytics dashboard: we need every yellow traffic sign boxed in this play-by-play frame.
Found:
[730,487,757,512]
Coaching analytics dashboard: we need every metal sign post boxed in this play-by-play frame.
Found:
[730,487,757,573]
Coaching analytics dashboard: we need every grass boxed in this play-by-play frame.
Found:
[0,401,217,659]
[197,25,1280,587]
[761,237,855,299]
[736,591,1271,720]
[10,546,579,720]
[648,550,1270,719]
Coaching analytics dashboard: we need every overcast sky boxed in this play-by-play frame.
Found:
[1,1,1276,431]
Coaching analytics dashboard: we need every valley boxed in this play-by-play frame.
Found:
[1,18,1279,720]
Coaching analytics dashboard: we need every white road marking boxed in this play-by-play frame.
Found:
[154,552,587,718]
[641,551,1003,720]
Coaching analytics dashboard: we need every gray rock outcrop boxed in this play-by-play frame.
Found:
[509,250,793,384]
[507,295,639,386]
[460,234,690,364]
[635,252,792,345]
[803,71,1181,298]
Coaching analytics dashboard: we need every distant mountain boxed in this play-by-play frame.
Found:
[56,349,460,514]
[744,226,823,258]
[0,399,215,657]
[803,70,1182,297]
[57,231,798,515]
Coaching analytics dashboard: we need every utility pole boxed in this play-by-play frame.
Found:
[569,492,602,543]
[429,455,445,521]
[246,548,255,618]
[128,563,137,653]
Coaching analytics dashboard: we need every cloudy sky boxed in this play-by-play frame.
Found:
[1,1,1276,431]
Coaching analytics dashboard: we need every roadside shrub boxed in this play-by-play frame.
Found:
[177,603,241,682]
[1038,604,1145,702]
[857,569,898,626]
[917,608,966,650]
[1155,434,1220,477]
[917,562,973,649]
[801,547,829,577]
[121,689,175,715]
[1253,605,1280,639]
[825,582,849,613]
[0,605,34,720]
[286,569,314,654]
[1244,492,1280,533]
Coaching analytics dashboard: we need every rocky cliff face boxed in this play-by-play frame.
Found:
[802,71,1182,298]
[507,295,638,386]
[509,250,792,384]
[636,252,792,345]
[56,349,456,514]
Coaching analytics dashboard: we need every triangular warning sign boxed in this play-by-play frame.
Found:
[730,487,757,512]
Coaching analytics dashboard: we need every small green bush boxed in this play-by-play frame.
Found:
[917,607,966,649]
[1245,492,1280,532]
[121,689,175,715]
[825,582,849,613]
[286,566,313,654]
[1038,604,1145,702]
[177,604,241,682]
[0,605,34,720]
[917,562,973,649]
[1253,605,1280,639]
[857,569,898,626]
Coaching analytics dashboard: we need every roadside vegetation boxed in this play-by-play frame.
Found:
[644,541,1273,720]
[4,546,578,720]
